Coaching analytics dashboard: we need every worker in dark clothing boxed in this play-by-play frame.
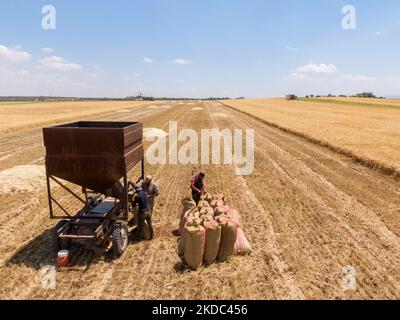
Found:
[142,175,159,213]
[132,184,154,240]
[191,171,206,205]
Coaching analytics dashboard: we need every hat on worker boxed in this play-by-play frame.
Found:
[199,171,206,177]
[135,183,143,192]
[145,175,153,182]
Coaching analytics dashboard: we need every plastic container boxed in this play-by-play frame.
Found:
[57,250,70,267]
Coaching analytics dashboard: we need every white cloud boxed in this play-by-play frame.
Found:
[296,63,338,74]
[286,46,298,52]
[0,44,31,65]
[283,63,400,97]
[171,58,192,65]
[143,57,154,64]
[41,47,55,54]
[175,80,185,84]
[39,56,82,71]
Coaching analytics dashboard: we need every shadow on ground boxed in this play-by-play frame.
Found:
[5,227,142,271]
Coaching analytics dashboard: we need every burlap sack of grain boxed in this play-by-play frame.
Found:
[182,198,197,213]
[225,208,241,226]
[179,209,191,236]
[200,192,212,204]
[203,219,221,265]
[177,231,186,259]
[179,209,199,235]
[234,227,251,255]
[200,206,214,217]
[186,216,202,228]
[216,216,238,262]
[183,221,206,271]
[178,198,197,236]
[198,200,210,210]
[213,193,225,202]
[179,217,202,260]
[211,199,224,210]
[214,206,225,217]
[221,205,231,214]
[201,214,214,225]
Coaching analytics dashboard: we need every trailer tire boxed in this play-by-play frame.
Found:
[52,220,71,252]
[112,222,129,257]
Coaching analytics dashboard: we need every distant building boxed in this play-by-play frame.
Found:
[286,94,298,100]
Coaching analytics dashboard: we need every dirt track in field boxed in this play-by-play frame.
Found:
[0,101,399,300]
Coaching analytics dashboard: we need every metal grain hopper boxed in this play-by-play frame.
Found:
[43,121,145,257]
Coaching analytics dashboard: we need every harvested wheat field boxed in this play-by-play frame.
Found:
[0,101,154,133]
[312,97,400,107]
[1,100,400,300]
[222,98,400,173]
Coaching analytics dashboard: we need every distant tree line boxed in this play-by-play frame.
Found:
[302,92,386,99]
[0,95,239,102]
[125,95,234,101]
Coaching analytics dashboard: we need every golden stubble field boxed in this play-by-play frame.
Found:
[0,100,154,133]
[317,97,400,106]
[222,98,400,173]
[0,99,400,300]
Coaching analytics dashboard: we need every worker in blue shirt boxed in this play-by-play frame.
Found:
[132,183,154,240]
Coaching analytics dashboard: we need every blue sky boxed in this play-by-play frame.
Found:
[0,0,399,98]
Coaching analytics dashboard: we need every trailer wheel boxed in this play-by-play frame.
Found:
[52,220,71,252]
[112,222,129,257]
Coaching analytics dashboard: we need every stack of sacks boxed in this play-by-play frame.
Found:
[177,193,251,270]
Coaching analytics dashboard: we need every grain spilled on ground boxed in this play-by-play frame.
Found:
[0,165,46,194]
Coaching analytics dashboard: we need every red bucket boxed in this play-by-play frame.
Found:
[57,250,70,267]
